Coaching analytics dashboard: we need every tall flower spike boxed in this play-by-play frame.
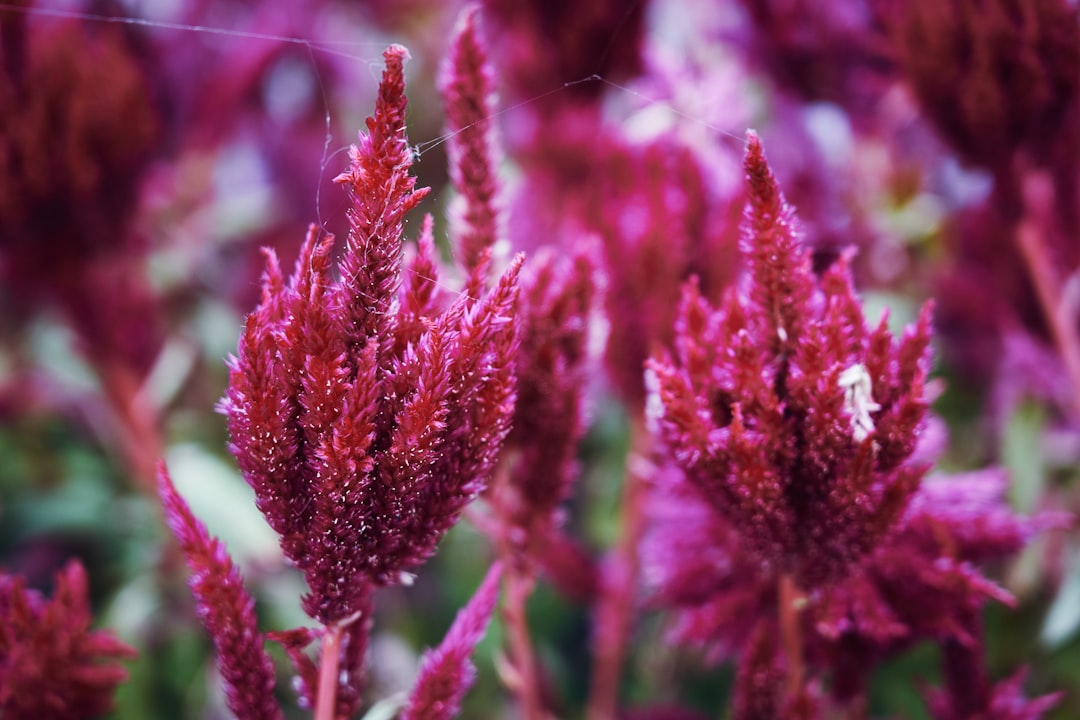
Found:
[647,131,932,588]
[333,44,431,371]
[440,4,502,282]
[0,559,137,720]
[158,463,283,720]
[220,45,523,628]
[505,248,599,539]
[402,562,503,720]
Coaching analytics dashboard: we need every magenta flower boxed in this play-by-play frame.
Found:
[157,43,522,720]
[481,0,648,110]
[220,45,522,628]
[598,135,741,409]
[0,560,136,720]
[439,3,598,589]
[881,0,1080,172]
[158,464,283,720]
[402,562,503,720]
[504,249,599,545]
[439,4,502,280]
[648,131,931,588]
[643,132,1064,715]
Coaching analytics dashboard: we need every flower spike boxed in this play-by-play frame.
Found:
[219,46,522,628]
[402,563,503,720]
[0,560,136,720]
[158,463,283,720]
[649,131,932,588]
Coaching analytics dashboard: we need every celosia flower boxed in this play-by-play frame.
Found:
[481,0,648,110]
[928,667,1063,720]
[647,131,931,587]
[158,463,283,720]
[644,372,1065,714]
[0,6,162,365]
[402,562,503,720]
[504,250,597,536]
[881,0,1080,172]
[439,5,599,599]
[643,132,1064,715]
[439,4,502,280]
[0,559,136,720]
[219,44,522,628]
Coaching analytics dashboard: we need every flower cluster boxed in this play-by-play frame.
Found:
[644,132,1065,715]
[161,43,519,719]
[220,46,521,624]
[881,0,1080,173]
[158,465,282,720]
[648,132,931,588]
[0,560,136,719]
[3,1,1076,718]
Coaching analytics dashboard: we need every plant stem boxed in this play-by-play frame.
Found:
[1016,172,1080,418]
[504,562,544,720]
[493,462,545,720]
[314,624,344,720]
[778,573,805,698]
[587,415,650,720]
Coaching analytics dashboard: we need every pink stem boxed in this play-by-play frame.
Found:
[778,574,805,699]
[1016,171,1080,417]
[314,624,344,720]
[504,563,544,720]
[586,416,650,720]
[492,463,545,720]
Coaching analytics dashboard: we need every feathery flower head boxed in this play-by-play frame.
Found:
[0,559,136,720]
[0,6,159,276]
[402,562,503,720]
[158,464,283,720]
[643,455,1065,708]
[504,248,599,533]
[439,4,502,280]
[647,131,932,588]
[0,5,164,375]
[481,0,648,107]
[220,45,522,626]
[733,0,890,121]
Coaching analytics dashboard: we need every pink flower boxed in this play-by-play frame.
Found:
[158,464,283,720]
[0,560,136,720]
[219,45,522,626]
[648,131,932,587]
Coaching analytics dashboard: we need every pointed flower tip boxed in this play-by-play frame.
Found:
[745,128,762,153]
[401,563,503,720]
[507,251,526,276]
[452,2,483,36]
[743,130,773,186]
[385,43,411,66]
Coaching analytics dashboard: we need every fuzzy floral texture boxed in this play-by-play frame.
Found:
[439,3,599,579]
[648,132,932,588]
[4,1,1077,718]
[881,0,1080,173]
[158,464,283,720]
[153,41,523,720]
[439,4,502,279]
[0,560,136,720]
[644,132,1064,715]
[220,45,521,626]
[402,562,503,720]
